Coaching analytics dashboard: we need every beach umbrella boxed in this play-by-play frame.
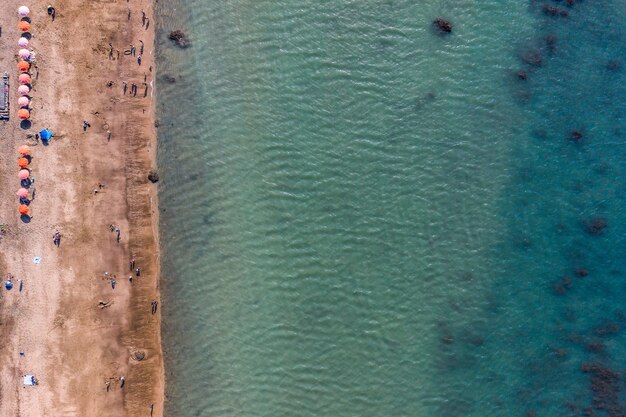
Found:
[18,37,29,48]
[17,60,30,72]
[18,145,31,155]
[19,169,30,180]
[18,109,30,120]
[18,96,30,108]
[18,157,29,168]
[17,188,29,198]
[19,49,31,59]
[18,6,30,17]
[40,129,52,141]
[18,21,30,32]
[19,205,30,215]
[5,281,14,290]
[18,85,30,96]
[18,74,31,85]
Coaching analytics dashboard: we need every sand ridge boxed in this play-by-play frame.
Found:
[0,1,163,416]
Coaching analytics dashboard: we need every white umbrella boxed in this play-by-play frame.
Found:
[18,49,31,59]
[18,6,30,17]
[18,37,29,48]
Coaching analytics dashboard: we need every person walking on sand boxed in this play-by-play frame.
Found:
[129,275,133,284]
[47,5,56,21]
[120,376,125,388]
[115,227,121,242]
[132,83,137,97]
[127,6,131,21]
[111,279,116,289]
[136,267,141,277]
[105,380,111,392]
[144,83,148,97]
[141,9,146,26]
[137,55,142,66]
[130,45,136,56]
[140,40,144,55]
[151,300,158,314]
[150,403,154,416]
[83,120,91,131]
[123,81,127,95]
[130,257,136,271]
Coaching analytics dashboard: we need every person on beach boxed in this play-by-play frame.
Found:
[83,120,91,131]
[111,279,116,289]
[144,83,148,97]
[129,275,133,284]
[123,81,127,95]
[150,403,154,416]
[140,40,144,55]
[109,224,115,232]
[105,380,111,392]
[115,227,121,242]
[120,376,125,388]
[136,267,141,277]
[53,231,62,247]
[141,9,146,26]
[151,300,158,314]
[145,19,150,30]
[127,7,131,21]
[137,55,142,66]
[132,83,137,96]
[47,5,56,21]
[130,45,136,56]
[130,257,136,271]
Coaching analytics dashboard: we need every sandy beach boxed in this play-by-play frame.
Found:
[0,1,163,416]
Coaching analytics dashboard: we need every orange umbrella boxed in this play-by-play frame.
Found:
[18,21,30,32]
[17,188,29,198]
[17,60,30,72]
[18,157,29,168]
[19,204,29,215]
[18,145,31,155]
[18,109,30,120]
[19,169,30,180]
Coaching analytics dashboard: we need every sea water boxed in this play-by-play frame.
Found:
[154,1,625,416]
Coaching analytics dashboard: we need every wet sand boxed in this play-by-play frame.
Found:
[0,1,163,416]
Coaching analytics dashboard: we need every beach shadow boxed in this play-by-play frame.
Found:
[20,214,31,223]
[20,120,32,130]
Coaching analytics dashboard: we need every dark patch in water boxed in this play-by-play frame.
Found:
[583,218,608,236]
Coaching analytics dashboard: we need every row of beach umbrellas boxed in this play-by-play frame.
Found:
[17,6,33,120]
[17,145,32,216]
[17,6,33,216]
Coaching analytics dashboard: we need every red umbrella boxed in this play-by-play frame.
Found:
[18,145,31,155]
[19,169,30,180]
[18,21,30,32]
[19,204,29,215]
[18,157,29,168]
[17,60,30,72]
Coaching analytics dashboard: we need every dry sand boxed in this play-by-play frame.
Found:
[0,0,163,416]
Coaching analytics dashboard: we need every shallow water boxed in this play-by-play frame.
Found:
[154,1,625,416]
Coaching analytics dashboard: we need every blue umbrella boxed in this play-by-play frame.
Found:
[40,129,52,141]
[5,281,13,290]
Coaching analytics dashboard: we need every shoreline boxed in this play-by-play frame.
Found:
[0,1,164,416]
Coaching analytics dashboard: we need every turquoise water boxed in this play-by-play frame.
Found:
[154,1,625,416]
